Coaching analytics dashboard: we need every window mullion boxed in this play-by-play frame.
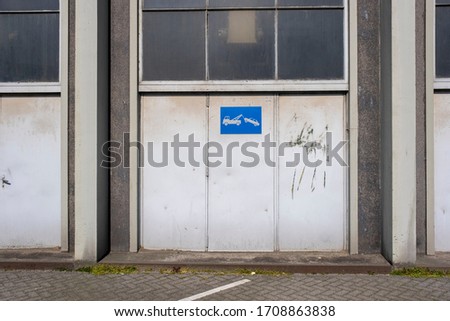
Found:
[206,2,209,81]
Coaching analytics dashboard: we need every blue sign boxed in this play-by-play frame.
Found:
[220,106,262,135]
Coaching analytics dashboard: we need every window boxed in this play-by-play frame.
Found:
[0,0,60,83]
[141,0,345,82]
[436,0,450,79]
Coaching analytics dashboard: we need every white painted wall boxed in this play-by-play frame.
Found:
[435,93,450,252]
[0,96,61,248]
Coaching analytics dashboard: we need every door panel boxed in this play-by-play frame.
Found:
[278,95,346,251]
[141,95,207,250]
[0,96,61,248]
[435,93,450,251]
[208,95,275,251]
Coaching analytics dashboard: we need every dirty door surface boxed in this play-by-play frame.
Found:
[208,95,275,251]
[141,95,207,250]
[141,94,347,252]
[0,96,61,248]
[278,95,346,251]
[435,93,450,251]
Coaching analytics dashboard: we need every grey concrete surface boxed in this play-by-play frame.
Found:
[102,251,391,274]
[357,0,383,254]
[0,269,449,301]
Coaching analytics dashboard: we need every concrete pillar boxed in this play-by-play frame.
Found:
[74,0,110,262]
[380,0,417,264]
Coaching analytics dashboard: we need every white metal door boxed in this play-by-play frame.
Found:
[141,95,207,250]
[0,96,61,248]
[208,95,275,251]
[141,94,347,252]
[435,93,450,251]
[278,95,346,251]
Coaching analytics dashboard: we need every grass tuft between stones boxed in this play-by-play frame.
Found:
[76,264,138,276]
[391,267,450,278]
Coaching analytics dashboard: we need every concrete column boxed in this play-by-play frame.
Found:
[381,0,417,264]
[74,0,110,262]
[110,0,130,252]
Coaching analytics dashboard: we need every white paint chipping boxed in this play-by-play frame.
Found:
[179,279,251,301]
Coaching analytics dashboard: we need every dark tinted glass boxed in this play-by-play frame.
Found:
[208,10,275,80]
[436,6,450,78]
[436,0,450,5]
[0,13,59,82]
[279,0,343,6]
[0,0,59,11]
[143,0,206,9]
[142,12,205,80]
[278,10,344,80]
[209,0,274,8]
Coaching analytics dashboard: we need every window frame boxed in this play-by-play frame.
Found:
[138,0,349,92]
[0,0,62,93]
[435,0,450,89]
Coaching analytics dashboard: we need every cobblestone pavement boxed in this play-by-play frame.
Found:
[0,270,449,301]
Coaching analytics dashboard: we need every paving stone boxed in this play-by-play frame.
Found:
[0,270,449,301]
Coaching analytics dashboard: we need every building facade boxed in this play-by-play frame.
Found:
[0,0,449,265]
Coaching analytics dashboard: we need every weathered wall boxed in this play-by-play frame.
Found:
[357,0,382,253]
[415,0,427,254]
[68,0,76,253]
[110,0,131,252]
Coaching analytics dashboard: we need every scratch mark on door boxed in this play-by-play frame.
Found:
[297,166,306,191]
[291,168,297,200]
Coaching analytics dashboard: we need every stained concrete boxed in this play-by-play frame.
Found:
[415,0,427,254]
[68,0,76,254]
[102,251,392,274]
[4,250,450,275]
[0,249,74,270]
[110,0,131,252]
[416,253,450,269]
[357,0,382,254]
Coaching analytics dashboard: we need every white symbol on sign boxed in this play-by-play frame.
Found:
[244,117,260,127]
[223,114,243,126]
[222,114,260,127]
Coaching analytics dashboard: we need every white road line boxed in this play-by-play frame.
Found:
[179,279,251,301]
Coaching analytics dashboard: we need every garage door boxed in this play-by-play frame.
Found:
[141,94,346,251]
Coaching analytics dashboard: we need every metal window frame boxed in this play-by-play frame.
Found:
[435,1,450,89]
[138,0,349,92]
[0,1,62,93]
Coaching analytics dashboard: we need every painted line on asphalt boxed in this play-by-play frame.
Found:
[179,279,251,301]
